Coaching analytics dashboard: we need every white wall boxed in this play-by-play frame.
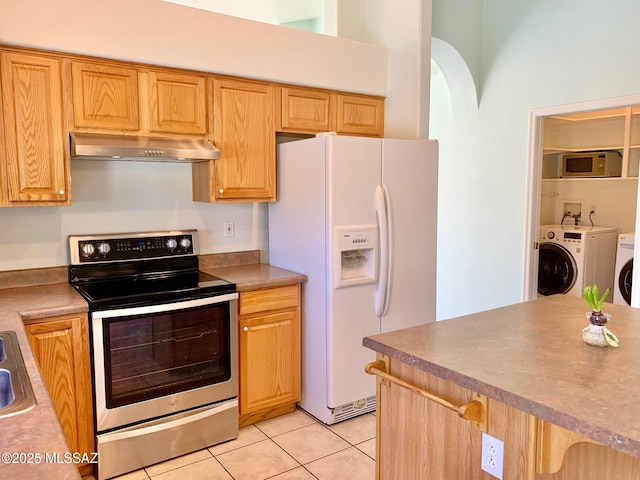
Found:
[0,0,387,95]
[432,0,640,320]
[0,161,266,270]
[540,179,638,234]
[360,0,433,139]
[0,0,388,271]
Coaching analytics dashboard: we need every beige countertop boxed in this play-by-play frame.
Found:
[363,294,640,460]
[202,263,307,291]
[0,283,88,320]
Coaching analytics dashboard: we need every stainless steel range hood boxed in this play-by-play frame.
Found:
[70,133,220,162]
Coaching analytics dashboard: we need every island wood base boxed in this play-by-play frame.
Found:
[372,355,640,480]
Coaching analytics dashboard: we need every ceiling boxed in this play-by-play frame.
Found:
[162,0,324,26]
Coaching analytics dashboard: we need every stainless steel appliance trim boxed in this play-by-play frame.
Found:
[92,295,238,431]
[70,132,220,162]
[92,293,238,319]
[99,398,237,442]
[96,399,238,480]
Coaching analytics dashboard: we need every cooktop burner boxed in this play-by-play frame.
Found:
[68,230,236,311]
[72,270,235,311]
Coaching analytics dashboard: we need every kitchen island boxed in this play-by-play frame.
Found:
[363,294,640,479]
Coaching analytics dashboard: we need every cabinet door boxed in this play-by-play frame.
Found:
[70,61,139,131]
[148,71,207,135]
[239,309,300,415]
[213,78,275,201]
[277,86,334,133]
[336,93,384,137]
[0,52,69,205]
[25,313,94,474]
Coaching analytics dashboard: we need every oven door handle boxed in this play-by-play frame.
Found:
[92,292,239,319]
[97,399,238,443]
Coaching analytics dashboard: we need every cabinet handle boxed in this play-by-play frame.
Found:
[365,360,486,428]
[219,188,224,194]
[58,189,65,195]
[243,326,248,332]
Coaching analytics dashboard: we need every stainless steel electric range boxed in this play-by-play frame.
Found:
[68,230,238,480]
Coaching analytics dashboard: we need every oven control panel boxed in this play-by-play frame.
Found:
[69,230,199,264]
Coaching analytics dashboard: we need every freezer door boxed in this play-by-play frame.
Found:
[380,139,438,332]
[326,135,382,409]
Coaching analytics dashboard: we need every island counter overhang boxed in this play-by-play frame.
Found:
[363,294,640,461]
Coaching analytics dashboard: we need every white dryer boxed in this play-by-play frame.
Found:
[613,233,634,306]
[538,225,617,298]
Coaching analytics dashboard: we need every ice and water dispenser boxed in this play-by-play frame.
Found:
[334,225,377,288]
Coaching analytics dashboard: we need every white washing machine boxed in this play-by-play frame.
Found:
[613,233,634,306]
[538,225,617,298]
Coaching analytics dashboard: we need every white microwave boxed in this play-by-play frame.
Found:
[561,151,622,177]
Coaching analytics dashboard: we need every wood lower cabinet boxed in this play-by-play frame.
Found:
[336,93,384,137]
[24,313,95,476]
[374,355,640,480]
[0,51,70,206]
[238,285,301,426]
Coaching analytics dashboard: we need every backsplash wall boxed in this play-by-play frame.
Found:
[0,160,268,271]
[540,178,638,233]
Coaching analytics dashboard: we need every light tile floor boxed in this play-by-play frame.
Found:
[99,409,375,480]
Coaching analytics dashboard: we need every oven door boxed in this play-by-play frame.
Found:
[91,293,238,432]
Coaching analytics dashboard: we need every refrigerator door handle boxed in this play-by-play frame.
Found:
[375,184,392,316]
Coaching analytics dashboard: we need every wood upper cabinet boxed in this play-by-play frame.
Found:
[148,71,207,135]
[69,60,208,136]
[238,285,301,426]
[24,312,94,476]
[70,60,140,131]
[277,86,334,133]
[336,93,384,137]
[0,51,70,206]
[276,87,385,137]
[207,78,275,202]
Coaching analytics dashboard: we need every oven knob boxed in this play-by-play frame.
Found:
[97,242,111,255]
[179,237,192,249]
[166,238,178,250]
[80,243,95,257]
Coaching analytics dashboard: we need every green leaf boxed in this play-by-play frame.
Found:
[582,285,609,312]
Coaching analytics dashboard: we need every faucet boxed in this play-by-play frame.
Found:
[572,213,581,225]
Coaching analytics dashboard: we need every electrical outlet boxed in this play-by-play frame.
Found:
[481,433,504,479]
[224,221,235,238]
[590,205,598,216]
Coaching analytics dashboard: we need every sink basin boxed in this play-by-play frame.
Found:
[0,370,15,407]
[0,331,36,417]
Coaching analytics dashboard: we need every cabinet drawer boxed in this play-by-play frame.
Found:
[240,285,299,315]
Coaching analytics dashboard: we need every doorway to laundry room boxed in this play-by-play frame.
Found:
[524,96,640,308]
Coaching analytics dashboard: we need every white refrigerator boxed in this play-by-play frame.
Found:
[268,133,438,424]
